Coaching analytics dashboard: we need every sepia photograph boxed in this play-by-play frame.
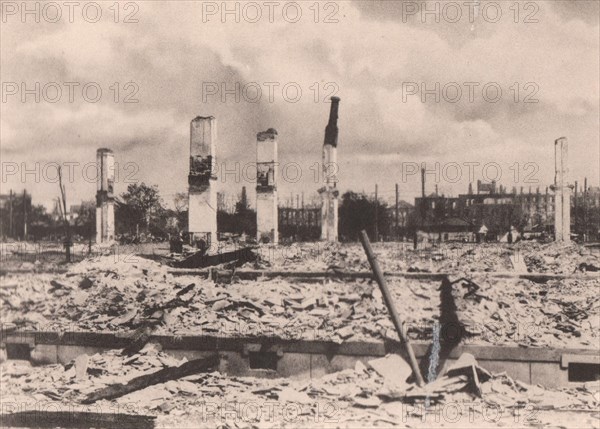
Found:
[1,1,599,427]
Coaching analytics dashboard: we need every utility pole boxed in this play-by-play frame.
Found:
[374,184,379,241]
[301,192,305,229]
[9,190,13,238]
[416,168,427,250]
[23,190,28,241]
[583,177,588,242]
[545,186,549,223]
[574,181,578,235]
[58,167,72,262]
[395,183,399,240]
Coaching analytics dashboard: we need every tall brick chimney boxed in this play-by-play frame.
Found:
[320,97,340,242]
[96,148,115,243]
[188,116,218,249]
[256,128,278,244]
[552,137,571,242]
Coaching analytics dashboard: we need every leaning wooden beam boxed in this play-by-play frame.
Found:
[167,268,598,281]
[172,247,256,269]
[168,269,447,280]
[359,230,426,387]
[82,354,219,404]
[483,272,598,281]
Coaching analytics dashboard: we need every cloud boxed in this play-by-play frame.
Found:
[1,0,598,208]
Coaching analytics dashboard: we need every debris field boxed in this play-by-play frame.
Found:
[1,241,599,428]
[2,242,599,348]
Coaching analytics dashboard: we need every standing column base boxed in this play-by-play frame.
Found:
[257,191,278,244]
[320,188,339,242]
[188,184,217,251]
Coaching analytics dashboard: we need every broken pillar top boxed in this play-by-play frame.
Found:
[257,128,278,141]
[190,116,217,159]
[324,97,340,148]
[554,136,568,182]
[257,128,278,165]
[97,148,113,154]
[192,116,215,122]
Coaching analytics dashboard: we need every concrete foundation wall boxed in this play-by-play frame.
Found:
[15,341,596,388]
[5,332,597,388]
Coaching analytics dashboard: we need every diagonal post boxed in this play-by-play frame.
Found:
[359,230,426,387]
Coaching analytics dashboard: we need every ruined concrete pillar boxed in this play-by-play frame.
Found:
[553,137,571,242]
[95,148,115,243]
[319,97,340,242]
[188,116,217,248]
[256,129,278,244]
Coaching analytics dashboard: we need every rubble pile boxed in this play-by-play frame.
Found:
[2,244,599,348]
[1,348,598,428]
[0,272,59,327]
[251,242,370,271]
[439,245,512,273]
[514,241,600,274]
[2,242,599,427]
[252,241,599,274]
[450,276,600,348]
[0,255,440,343]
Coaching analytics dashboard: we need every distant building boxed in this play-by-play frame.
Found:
[385,200,414,239]
[52,200,95,224]
[414,181,600,241]
[279,206,321,241]
[418,216,474,242]
[0,190,31,240]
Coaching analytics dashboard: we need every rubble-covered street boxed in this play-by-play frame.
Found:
[2,242,599,348]
[2,241,599,428]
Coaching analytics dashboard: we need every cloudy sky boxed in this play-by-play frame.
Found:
[1,0,598,209]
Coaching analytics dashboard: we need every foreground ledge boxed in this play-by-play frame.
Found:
[2,331,598,389]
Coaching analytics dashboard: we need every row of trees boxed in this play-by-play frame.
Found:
[16,184,398,242]
[10,181,600,243]
[115,184,181,240]
[7,184,182,242]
